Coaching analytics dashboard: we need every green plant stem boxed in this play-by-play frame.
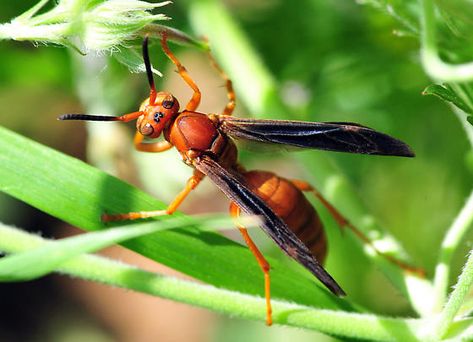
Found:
[0,22,68,41]
[0,0,172,50]
[184,0,433,314]
[430,84,473,312]
[448,84,473,148]
[0,222,423,340]
[434,250,473,339]
[0,215,249,281]
[432,190,473,313]
[16,0,50,22]
[420,0,473,82]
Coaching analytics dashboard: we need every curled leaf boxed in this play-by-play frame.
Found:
[423,84,473,114]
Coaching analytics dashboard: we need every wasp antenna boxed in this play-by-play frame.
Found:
[143,35,157,105]
[58,114,120,121]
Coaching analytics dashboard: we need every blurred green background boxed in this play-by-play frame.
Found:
[1,0,472,341]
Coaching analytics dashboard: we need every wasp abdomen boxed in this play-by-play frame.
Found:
[242,170,327,264]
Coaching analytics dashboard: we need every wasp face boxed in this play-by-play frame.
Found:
[136,92,180,138]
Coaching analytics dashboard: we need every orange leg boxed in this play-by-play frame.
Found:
[102,170,205,222]
[230,202,272,326]
[290,179,425,277]
[206,50,236,116]
[133,131,173,153]
[160,34,201,112]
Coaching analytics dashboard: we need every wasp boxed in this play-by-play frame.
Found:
[59,34,416,326]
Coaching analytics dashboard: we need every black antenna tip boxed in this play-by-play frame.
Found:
[58,114,119,122]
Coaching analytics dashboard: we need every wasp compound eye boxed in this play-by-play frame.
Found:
[140,123,154,136]
[154,112,165,123]
[162,100,174,109]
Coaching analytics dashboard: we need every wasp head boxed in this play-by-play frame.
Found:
[136,91,180,138]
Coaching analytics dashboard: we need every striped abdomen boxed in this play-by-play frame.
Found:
[242,170,327,263]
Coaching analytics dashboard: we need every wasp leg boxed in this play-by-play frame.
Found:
[133,131,173,153]
[290,180,351,229]
[290,179,425,277]
[206,49,236,116]
[102,170,205,222]
[229,202,272,326]
[161,34,201,112]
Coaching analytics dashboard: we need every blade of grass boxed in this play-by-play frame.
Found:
[0,125,352,311]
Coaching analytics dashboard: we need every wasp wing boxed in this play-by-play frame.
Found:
[219,116,414,157]
[195,155,345,296]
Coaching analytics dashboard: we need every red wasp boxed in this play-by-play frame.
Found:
[60,34,417,325]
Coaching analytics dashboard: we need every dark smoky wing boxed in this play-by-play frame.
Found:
[219,117,414,157]
[194,155,345,296]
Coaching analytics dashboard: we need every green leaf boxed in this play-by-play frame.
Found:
[0,125,353,311]
[423,84,473,114]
